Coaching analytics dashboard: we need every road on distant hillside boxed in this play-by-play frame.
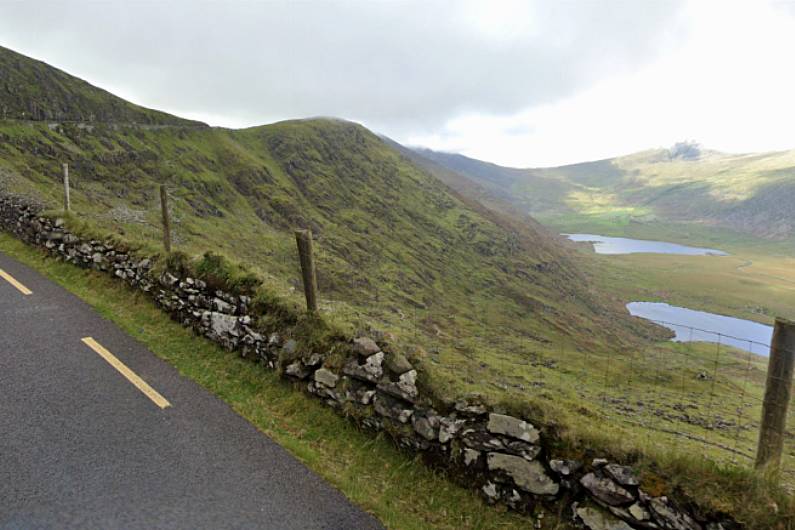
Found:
[0,251,382,530]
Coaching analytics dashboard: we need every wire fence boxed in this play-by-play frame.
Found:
[411,309,792,481]
[49,178,795,483]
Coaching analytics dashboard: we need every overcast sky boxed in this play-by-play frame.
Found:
[1,0,794,167]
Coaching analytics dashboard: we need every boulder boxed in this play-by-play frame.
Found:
[487,453,559,496]
[487,413,540,443]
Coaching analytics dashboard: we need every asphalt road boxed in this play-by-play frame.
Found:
[0,251,383,530]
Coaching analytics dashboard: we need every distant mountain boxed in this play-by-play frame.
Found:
[413,144,795,240]
[0,45,205,126]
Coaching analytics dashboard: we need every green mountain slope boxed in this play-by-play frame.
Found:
[0,46,646,401]
[0,44,205,126]
[413,143,795,241]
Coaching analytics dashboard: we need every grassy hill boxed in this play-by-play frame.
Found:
[0,45,647,399]
[413,143,795,242]
[4,46,793,527]
[0,44,205,126]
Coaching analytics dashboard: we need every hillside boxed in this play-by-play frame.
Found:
[5,45,795,527]
[0,45,205,126]
[0,46,649,404]
[413,143,795,241]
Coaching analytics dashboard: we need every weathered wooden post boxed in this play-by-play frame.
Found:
[294,228,318,313]
[62,163,71,212]
[755,317,795,470]
[159,184,172,253]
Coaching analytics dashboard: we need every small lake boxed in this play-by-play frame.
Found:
[627,302,773,355]
[565,234,728,256]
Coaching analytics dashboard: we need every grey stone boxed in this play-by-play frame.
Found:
[482,482,499,500]
[438,417,464,443]
[628,502,650,521]
[377,369,418,402]
[352,337,380,356]
[487,413,540,443]
[462,430,505,451]
[592,458,609,467]
[359,389,376,405]
[412,413,440,441]
[580,473,635,506]
[576,506,634,530]
[604,463,640,487]
[209,312,238,337]
[487,453,559,496]
[285,361,310,379]
[503,440,541,461]
[212,297,233,314]
[343,351,384,383]
[314,368,339,388]
[549,459,582,477]
[649,497,702,530]
[463,448,480,466]
[373,394,413,423]
[454,399,488,415]
[302,352,323,367]
[384,351,413,374]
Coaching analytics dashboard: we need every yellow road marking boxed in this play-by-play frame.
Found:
[0,268,32,295]
[81,337,171,409]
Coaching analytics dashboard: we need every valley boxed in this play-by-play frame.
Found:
[1,43,794,527]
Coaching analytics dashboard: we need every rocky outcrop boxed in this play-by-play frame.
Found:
[0,193,740,529]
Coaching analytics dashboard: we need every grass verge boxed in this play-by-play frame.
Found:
[0,232,533,530]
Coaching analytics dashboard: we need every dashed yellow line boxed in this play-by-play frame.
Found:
[81,337,171,409]
[0,268,32,295]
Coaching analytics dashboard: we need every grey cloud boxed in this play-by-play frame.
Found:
[0,1,685,135]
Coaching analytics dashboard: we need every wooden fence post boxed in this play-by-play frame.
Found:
[294,229,318,313]
[62,163,71,212]
[755,317,795,470]
[159,184,172,253]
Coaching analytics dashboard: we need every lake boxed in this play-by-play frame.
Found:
[565,234,728,256]
[627,301,773,355]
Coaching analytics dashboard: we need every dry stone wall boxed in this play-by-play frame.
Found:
[0,193,739,530]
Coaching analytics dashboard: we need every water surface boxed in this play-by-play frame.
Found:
[565,234,728,256]
[627,301,772,355]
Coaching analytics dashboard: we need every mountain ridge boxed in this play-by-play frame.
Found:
[412,143,795,240]
[0,44,646,393]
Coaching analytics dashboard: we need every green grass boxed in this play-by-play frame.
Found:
[3,45,794,527]
[4,230,795,528]
[0,232,539,530]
